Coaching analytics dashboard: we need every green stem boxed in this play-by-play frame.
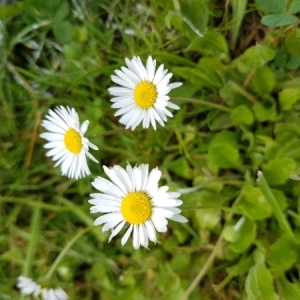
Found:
[23,207,41,277]
[0,196,69,211]
[44,227,91,280]
[227,81,258,104]
[88,127,127,139]
[180,233,224,300]
[173,97,231,112]
[257,171,295,241]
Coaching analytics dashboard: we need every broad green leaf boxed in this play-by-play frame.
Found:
[288,0,300,14]
[263,157,296,185]
[285,55,300,70]
[231,105,254,126]
[187,31,229,58]
[53,1,70,22]
[167,157,193,180]
[272,189,287,210]
[173,65,222,89]
[235,44,275,73]
[208,144,240,169]
[0,3,24,19]
[195,209,220,230]
[178,0,209,37]
[52,21,73,44]
[231,0,248,48]
[253,102,277,121]
[251,66,276,96]
[229,217,256,253]
[225,256,254,277]
[256,0,286,13]
[210,131,239,147]
[238,185,271,220]
[246,264,275,300]
[279,88,299,110]
[266,236,297,273]
[277,276,300,299]
[285,29,300,56]
[262,14,298,27]
[207,111,232,130]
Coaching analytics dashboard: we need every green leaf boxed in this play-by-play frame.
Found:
[261,14,298,28]
[231,105,254,126]
[53,0,70,22]
[277,276,300,300]
[246,264,275,300]
[263,157,296,185]
[210,131,239,147]
[256,0,286,13]
[238,185,271,220]
[279,88,299,110]
[52,21,73,44]
[231,0,248,48]
[208,144,240,169]
[288,0,300,14]
[235,44,275,73]
[187,31,229,58]
[226,256,254,277]
[266,236,297,273]
[0,3,24,19]
[195,209,220,230]
[178,0,209,37]
[173,65,222,89]
[285,55,300,70]
[167,157,193,180]
[229,217,256,253]
[253,102,277,121]
[251,66,276,96]
[285,29,300,56]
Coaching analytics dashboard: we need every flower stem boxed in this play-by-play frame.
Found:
[44,227,91,280]
[257,171,295,241]
[180,233,223,300]
[173,97,231,112]
[23,206,41,277]
[227,81,258,104]
[88,128,127,139]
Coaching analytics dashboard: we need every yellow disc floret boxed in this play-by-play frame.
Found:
[64,129,82,154]
[133,81,157,109]
[121,192,152,224]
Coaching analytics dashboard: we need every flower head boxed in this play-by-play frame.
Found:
[40,106,98,179]
[17,276,69,300]
[17,276,41,297]
[108,56,182,130]
[89,163,188,249]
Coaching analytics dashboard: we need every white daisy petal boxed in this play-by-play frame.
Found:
[53,288,69,300]
[17,276,68,300]
[40,106,98,179]
[108,220,126,241]
[108,56,182,130]
[121,224,133,246]
[133,225,140,249]
[145,220,157,242]
[89,164,188,249]
[17,276,41,295]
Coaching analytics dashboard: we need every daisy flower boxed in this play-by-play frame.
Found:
[89,163,188,249]
[108,56,182,130]
[40,106,98,179]
[17,276,41,297]
[17,276,69,300]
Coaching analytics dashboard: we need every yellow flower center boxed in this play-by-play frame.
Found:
[121,192,152,225]
[64,129,82,154]
[133,81,157,109]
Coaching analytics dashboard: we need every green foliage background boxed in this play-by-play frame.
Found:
[2,0,300,299]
